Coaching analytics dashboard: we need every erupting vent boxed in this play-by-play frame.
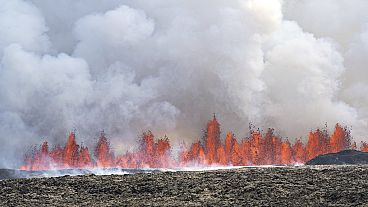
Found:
[20,115,365,170]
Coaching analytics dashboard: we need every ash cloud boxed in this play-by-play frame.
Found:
[0,0,367,168]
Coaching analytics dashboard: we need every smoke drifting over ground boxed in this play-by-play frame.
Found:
[0,0,367,168]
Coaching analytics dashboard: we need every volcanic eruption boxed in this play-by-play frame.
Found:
[0,0,367,173]
[2,1,368,207]
[20,115,367,171]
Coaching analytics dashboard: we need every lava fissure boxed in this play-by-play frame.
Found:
[21,116,363,170]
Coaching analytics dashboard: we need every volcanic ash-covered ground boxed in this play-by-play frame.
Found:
[1,166,368,206]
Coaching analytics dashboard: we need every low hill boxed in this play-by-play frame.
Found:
[306,150,368,165]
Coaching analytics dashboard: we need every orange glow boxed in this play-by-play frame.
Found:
[204,115,221,164]
[79,146,92,168]
[292,139,306,163]
[329,124,351,153]
[95,132,114,168]
[281,140,292,164]
[21,115,360,170]
[64,132,79,168]
[361,142,368,152]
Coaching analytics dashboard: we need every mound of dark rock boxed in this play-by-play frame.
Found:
[306,150,368,165]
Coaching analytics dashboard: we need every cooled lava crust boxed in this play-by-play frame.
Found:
[306,150,368,165]
[1,166,368,206]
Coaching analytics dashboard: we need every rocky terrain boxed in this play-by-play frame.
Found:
[1,166,368,206]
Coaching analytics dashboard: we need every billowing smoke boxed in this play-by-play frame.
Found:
[0,0,367,168]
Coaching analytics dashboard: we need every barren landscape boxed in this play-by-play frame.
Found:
[1,1,368,206]
[1,166,368,206]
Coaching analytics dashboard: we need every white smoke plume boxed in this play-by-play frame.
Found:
[0,0,367,168]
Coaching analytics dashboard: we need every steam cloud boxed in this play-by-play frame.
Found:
[0,0,367,168]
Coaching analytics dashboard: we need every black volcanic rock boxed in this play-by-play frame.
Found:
[1,166,368,206]
[306,150,368,165]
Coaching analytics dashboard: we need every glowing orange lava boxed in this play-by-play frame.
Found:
[20,115,361,170]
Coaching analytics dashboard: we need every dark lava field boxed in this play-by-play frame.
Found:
[1,166,368,206]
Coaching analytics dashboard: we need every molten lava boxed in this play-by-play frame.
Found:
[21,115,363,170]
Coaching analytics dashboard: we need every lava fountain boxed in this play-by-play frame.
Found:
[20,115,365,171]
